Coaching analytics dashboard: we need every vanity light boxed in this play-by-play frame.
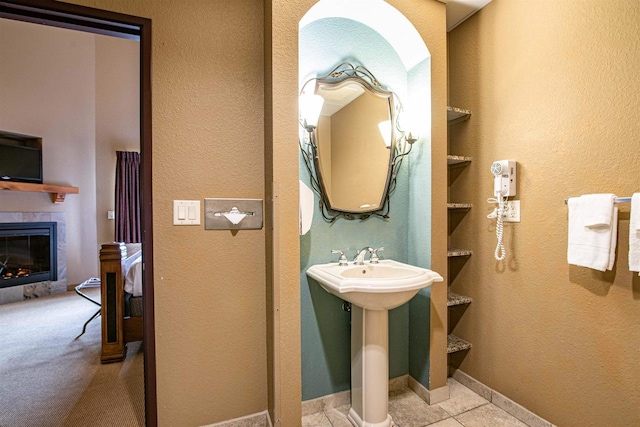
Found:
[378,120,392,148]
[299,93,324,131]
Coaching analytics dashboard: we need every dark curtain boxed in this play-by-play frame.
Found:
[115,151,141,243]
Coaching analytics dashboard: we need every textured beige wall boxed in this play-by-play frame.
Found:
[389,0,449,391]
[0,19,99,284]
[70,1,267,425]
[448,1,640,425]
[95,35,140,245]
[265,1,313,423]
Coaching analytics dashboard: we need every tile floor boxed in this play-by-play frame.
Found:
[302,378,529,427]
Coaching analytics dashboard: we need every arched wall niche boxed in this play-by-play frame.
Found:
[297,0,436,401]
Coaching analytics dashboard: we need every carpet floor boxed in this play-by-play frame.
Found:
[0,289,144,427]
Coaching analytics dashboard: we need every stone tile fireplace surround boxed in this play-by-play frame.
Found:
[0,212,67,305]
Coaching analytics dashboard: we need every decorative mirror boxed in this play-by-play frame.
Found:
[299,62,416,221]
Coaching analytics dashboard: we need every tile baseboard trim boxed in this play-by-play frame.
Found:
[201,410,271,427]
[301,374,410,416]
[408,376,450,404]
[452,370,556,427]
[389,374,409,392]
[301,389,350,417]
[451,369,492,400]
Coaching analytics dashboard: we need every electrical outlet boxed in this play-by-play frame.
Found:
[504,200,520,222]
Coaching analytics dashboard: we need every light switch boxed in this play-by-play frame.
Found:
[107,210,115,220]
[173,200,200,225]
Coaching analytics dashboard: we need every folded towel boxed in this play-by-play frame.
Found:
[632,193,640,232]
[629,193,640,273]
[567,194,617,271]
[608,207,618,270]
[581,193,617,227]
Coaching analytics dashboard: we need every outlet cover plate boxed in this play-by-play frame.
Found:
[504,200,520,223]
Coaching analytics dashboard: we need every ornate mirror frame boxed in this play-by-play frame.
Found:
[299,62,415,222]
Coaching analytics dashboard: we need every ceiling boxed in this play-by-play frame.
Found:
[438,0,492,31]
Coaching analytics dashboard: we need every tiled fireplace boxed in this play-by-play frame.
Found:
[0,212,67,305]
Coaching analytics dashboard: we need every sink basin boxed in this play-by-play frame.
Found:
[308,259,444,426]
[307,259,443,310]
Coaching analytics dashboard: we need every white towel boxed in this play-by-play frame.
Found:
[629,193,640,274]
[567,194,617,271]
[581,193,617,227]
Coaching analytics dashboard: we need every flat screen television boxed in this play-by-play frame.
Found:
[0,131,43,184]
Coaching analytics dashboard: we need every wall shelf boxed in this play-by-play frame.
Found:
[447,291,473,307]
[448,248,472,258]
[447,334,472,354]
[447,154,472,166]
[447,203,472,210]
[0,181,79,203]
[447,106,471,125]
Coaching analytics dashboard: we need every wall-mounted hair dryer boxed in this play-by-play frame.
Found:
[488,160,516,261]
[491,160,516,197]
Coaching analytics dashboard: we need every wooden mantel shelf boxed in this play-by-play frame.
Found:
[0,181,79,203]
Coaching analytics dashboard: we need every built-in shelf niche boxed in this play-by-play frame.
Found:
[446,105,474,370]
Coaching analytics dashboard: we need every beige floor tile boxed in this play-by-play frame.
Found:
[455,403,529,427]
[324,405,353,427]
[436,378,489,416]
[388,388,450,427]
[302,411,332,427]
[427,418,465,427]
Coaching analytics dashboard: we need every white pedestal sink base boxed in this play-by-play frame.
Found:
[305,259,443,426]
[349,306,394,427]
[347,408,393,427]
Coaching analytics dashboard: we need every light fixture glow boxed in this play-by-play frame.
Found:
[299,94,324,130]
[378,120,392,148]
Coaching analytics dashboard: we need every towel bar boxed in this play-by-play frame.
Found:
[564,197,632,204]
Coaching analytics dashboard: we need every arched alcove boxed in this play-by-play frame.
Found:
[298,0,434,401]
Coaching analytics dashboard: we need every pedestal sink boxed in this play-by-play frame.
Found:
[307,260,443,427]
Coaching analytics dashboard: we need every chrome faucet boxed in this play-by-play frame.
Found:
[369,247,384,264]
[354,247,373,265]
[331,249,349,266]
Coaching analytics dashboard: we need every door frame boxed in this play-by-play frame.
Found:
[0,1,156,425]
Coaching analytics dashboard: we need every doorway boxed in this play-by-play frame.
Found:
[0,1,155,425]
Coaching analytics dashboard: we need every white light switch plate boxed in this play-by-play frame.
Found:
[173,200,200,225]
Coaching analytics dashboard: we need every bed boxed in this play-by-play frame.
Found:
[99,242,143,363]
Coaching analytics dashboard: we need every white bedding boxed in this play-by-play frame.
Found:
[124,249,143,297]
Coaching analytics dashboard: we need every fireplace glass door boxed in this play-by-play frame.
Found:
[0,222,57,288]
